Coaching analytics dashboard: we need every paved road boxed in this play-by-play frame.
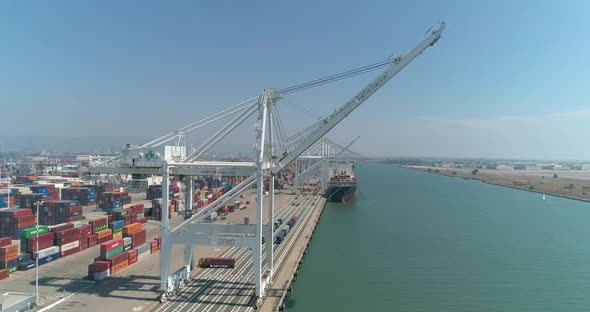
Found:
[154,194,318,312]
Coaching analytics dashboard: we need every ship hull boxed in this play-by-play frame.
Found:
[325,185,356,203]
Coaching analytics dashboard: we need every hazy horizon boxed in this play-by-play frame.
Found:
[3,1,589,160]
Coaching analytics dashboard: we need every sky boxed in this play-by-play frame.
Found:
[2,0,590,160]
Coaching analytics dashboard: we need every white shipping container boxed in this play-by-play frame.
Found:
[93,270,110,281]
[60,240,80,252]
[123,237,132,246]
[35,246,60,259]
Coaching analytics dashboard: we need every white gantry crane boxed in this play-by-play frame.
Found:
[87,21,446,305]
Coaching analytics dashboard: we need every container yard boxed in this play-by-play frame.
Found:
[0,175,326,312]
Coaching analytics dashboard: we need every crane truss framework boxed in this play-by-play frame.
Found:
[88,22,446,304]
[89,162,256,177]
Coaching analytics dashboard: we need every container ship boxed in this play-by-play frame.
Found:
[325,161,357,203]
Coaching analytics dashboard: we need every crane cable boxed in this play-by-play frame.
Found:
[279,58,399,95]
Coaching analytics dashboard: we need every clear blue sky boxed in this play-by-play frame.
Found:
[2,0,589,159]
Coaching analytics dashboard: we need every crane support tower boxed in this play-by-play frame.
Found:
[86,21,446,305]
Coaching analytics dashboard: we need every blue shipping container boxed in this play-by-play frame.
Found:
[109,220,126,229]
[17,253,32,264]
[38,253,60,266]
[18,260,37,271]
[0,258,18,269]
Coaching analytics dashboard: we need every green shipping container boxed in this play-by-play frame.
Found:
[8,265,17,273]
[112,227,123,234]
[21,226,49,239]
[93,224,108,234]
[115,210,128,217]
[100,246,123,259]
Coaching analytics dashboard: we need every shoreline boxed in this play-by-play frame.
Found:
[399,165,590,204]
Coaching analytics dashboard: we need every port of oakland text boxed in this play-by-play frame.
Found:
[355,73,388,104]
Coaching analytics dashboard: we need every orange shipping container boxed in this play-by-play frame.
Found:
[0,251,18,262]
[97,229,113,240]
[122,223,142,235]
[0,244,18,257]
[110,259,129,274]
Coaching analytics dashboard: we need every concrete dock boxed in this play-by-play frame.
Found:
[260,196,326,312]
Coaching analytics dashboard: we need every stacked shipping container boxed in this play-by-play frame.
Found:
[98,192,131,213]
[19,193,51,211]
[61,187,97,206]
[0,208,36,239]
[39,200,83,225]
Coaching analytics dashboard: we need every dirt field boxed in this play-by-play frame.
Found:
[405,166,590,202]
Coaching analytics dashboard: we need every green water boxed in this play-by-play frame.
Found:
[287,162,590,311]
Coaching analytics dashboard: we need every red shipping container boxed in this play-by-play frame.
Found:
[10,208,32,218]
[79,239,88,251]
[100,239,124,253]
[88,235,98,247]
[61,248,79,257]
[0,237,11,248]
[16,220,35,228]
[79,224,92,237]
[130,229,146,248]
[124,215,132,225]
[94,256,102,262]
[132,204,144,214]
[0,268,8,280]
[106,251,128,267]
[97,235,112,244]
[52,223,75,233]
[94,260,110,272]
[14,214,35,223]
[128,249,138,264]
[137,217,148,225]
[55,227,80,238]
[90,217,107,227]
[27,233,54,253]
[78,224,91,238]
[55,228,80,245]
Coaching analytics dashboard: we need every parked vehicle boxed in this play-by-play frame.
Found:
[198,257,235,268]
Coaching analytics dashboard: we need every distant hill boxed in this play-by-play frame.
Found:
[0,135,150,154]
[0,134,257,156]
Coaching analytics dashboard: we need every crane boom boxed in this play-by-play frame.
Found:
[272,22,446,173]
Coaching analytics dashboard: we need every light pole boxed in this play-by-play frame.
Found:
[34,200,43,306]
